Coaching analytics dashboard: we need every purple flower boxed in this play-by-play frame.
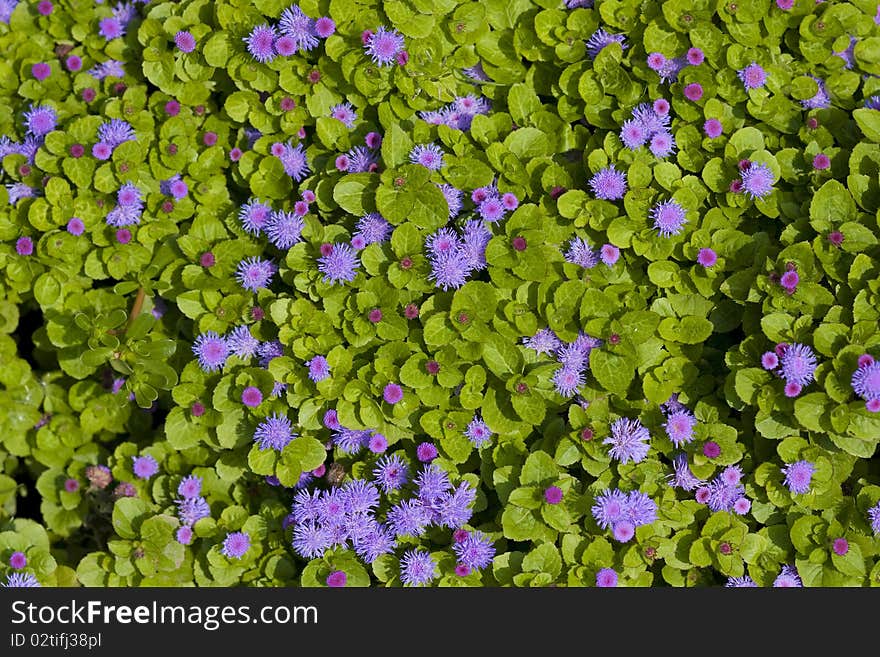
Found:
[192,332,228,372]
[738,62,767,90]
[318,243,360,285]
[306,355,330,382]
[465,415,492,447]
[592,489,627,529]
[428,249,472,291]
[782,460,814,495]
[704,118,723,138]
[279,4,319,52]
[773,565,803,587]
[667,453,704,491]
[0,0,19,24]
[650,198,687,237]
[624,491,657,526]
[649,131,676,158]
[409,143,445,170]
[868,501,880,535]
[266,210,305,249]
[657,56,687,83]
[365,26,405,66]
[697,248,717,267]
[226,326,260,360]
[564,236,600,268]
[620,119,649,150]
[596,568,618,587]
[663,410,696,447]
[552,366,585,398]
[3,573,40,588]
[258,340,284,367]
[383,383,404,404]
[24,104,57,137]
[373,453,408,492]
[253,412,296,451]
[852,358,880,405]
[276,141,310,181]
[866,95,880,110]
[354,213,392,245]
[706,478,745,512]
[740,162,774,200]
[387,499,431,537]
[585,28,627,59]
[15,237,33,256]
[175,31,196,53]
[330,102,357,128]
[6,183,38,205]
[726,576,758,587]
[779,343,817,387]
[177,496,210,526]
[245,24,277,63]
[132,455,158,479]
[589,165,627,200]
[177,475,202,499]
[315,17,335,38]
[523,328,561,356]
[453,531,495,571]
[544,485,564,504]
[221,531,250,559]
[98,17,125,40]
[603,418,651,464]
[292,522,330,559]
[241,386,263,408]
[343,146,377,173]
[600,244,620,265]
[460,219,492,270]
[235,257,276,292]
[9,552,27,570]
[88,59,125,80]
[332,427,370,455]
[238,198,272,235]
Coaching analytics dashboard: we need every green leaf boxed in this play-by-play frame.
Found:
[333,174,377,215]
[481,334,523,378]
[589,349,634,397]
[112,498,150,540]
[522,543,562,579]
[520,451,558,485]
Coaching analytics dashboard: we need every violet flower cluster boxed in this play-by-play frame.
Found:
[591,488,657,543]
[760,342,818,398]
[419,95,492,131]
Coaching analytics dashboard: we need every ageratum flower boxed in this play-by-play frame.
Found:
[740,162,774,200]
[409,143,445,170]
[306,355,330,382]
[782,460,814,495]
[332,427,370,454]
[235,257,276,292]
[364,26,405,66]
[192,331,228,372]
[317,242,360,285]
[564,236,600,268]
[177,475,202,499]
[437,184,463,218]
[464,415,492,447]
[176,496,210,526]
[603,417,651,464]
[253,412,296,451]
[620,118,649,150]
[98,119,135,148]
[276,141,310,180]
[221,531,250,559]
[354,213,392,245]
[801,77,830,110]
[523,328,561,356]
[245,24,277,63]
[726,576,758,587]
[23,104,57,137]
[663,409,697,446]
[738,62,767,90]
[132,455,158,479]
[226,326,260,359]
[552,366,585,398]
[428,249,472,291]
[868,501,880,535]
[292,522,331,559]
[453,531,496,571]
[596,568,617,587]
[373,453,409,492]
[460,220,492,271]
[851,356,880,411]
[343,146,377,173]
[667,453,704,491]
[779,343,817,387]
[591,489,627,529]
[330,102,357,128]
[589,165,627,200]
[773,565,802,587]
[387,499,431,537]
[2,573,40,587]
[0,0,18,23]
[238,198,272,235]
[279,4,319,52]
[400,549,437,586]
[266,210,305,249]
[585,28,627,59]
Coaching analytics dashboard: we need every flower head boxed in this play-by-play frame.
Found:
[667,453,704,491]
[245,24,277,63]
[192,332,228,372]
[373,453,408,492]
[318,243,360,285]
[276,141,310,181]
[453,531,495,571]
[132,455,158,479]
[523,328,561,356]
[851,358,880,404]
[773,565,802,587]
[428,248,472,291]
[175,31,196,53]
[782,460,814,495]
[465,415,492,448]
[306,355,331,382]
[3,573,40,588]
[779,343,817,387]
[177,475,202,499]
[740,162,774,200]
[226,326,260,360]
[177,496,210,526]
[603,418,651,464]
[738,62,767,90]
[24,104,57,137]
[596,568,618,587]
[221,531,250,559]
[564,236,600,268]
[589,165,627,200]
[663,410,696,447]
[330,102,357,129]
[409,143,445,170]
[235,257,276,292]
[586,28,627,59]
[726,576,758,587]
[253,412,296,451]
[801,77,830,110]
[365,26,405,66]
[399,549,437,586]
[266,210,305,249]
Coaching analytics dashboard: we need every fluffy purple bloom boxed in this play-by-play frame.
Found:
[649,131,676,158]
[400,549,437,586]
[3,573,40,588]
[465,415,492,447]
[332,427,370,455]
[292,522,331,558]
[603,418,651,464]
[306,355,330,382]
[88,59,125,80]
[592,489,628,529]
[276,141,310,181]
[0,0,18,24]
[192,331,228,372]
[779,343,817,387]
[437,184,463,218]
[174,30,196,53]
[341,480,380,515]
[426,227,460,257]
[353,524,395,563]
[364,26,405,66]
[373,453,408,492]
[667,453,704,491]
[221,531,250,559]
[740,162,774,200]
[552,366,585,398]
[258,340,283,368]
[226,326,260,360]
[415,464,451,503]
[620,119,649,150]
[585,28,627,59]
[596,568,617,587]
[663,409,697,446]
[132,455,158,479]
[589,165,627,200]
[279,4,319,52]
[704,118,723,139]
[460,219,492,270]
[851,359,880,402]
[738,62,767,90]
[706,478,745,512]
[463,62,489,81]
[564,236,600,268]
[177,496,210,526]
[343,146,377,173]
[433,482,476,528]
[624,491,657,526]
[523,328,561,356]
[409,143,445,170]
[6,183,38,205]
[238,198,272,235]
[245,24,277,63]
[266,210,305,249]
[354,213,392,245]
[253,412,296,451]
[773,565,803,587]
[868,501,880,535]
[782,460,814,495]
[177,475,202,499]
[387,499,431,537]
[726,576,758,587]
[318,243,360,285]
[235,257,276,292]
[292,489,323,524]
[330,102,357,129]
[453,531,495,571]
[23,104,57,137]
[428,249,472,290]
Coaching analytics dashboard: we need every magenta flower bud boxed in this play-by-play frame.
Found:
[229,147,242,161]
[383,383,403,404]
[69,143,85,157]
[686,47,705,65]
[368,308,382,323]
[653,98,670,115]
[647,52,666,71]
[165,100,180,116]
[15,237,34,256]
[67,217,85,235]
[544,486,563,505]
[280,97,295,111]
[65,55,82,71]
[704,118,723,138]
[684,83,703,101]
[832,538,848,556]
[241,386,263,408]
[365,132,382,149]
[38,0,53,15]
[64,478,80,493]
[82,88,96,102]
[203,132,218,146]
[697,248,717,267]
[326,570,347,587]
[812,153,830,170]
[702,441,721,458]
[32,62,51,80]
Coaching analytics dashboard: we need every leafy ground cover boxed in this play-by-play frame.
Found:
[2,0,880,588]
